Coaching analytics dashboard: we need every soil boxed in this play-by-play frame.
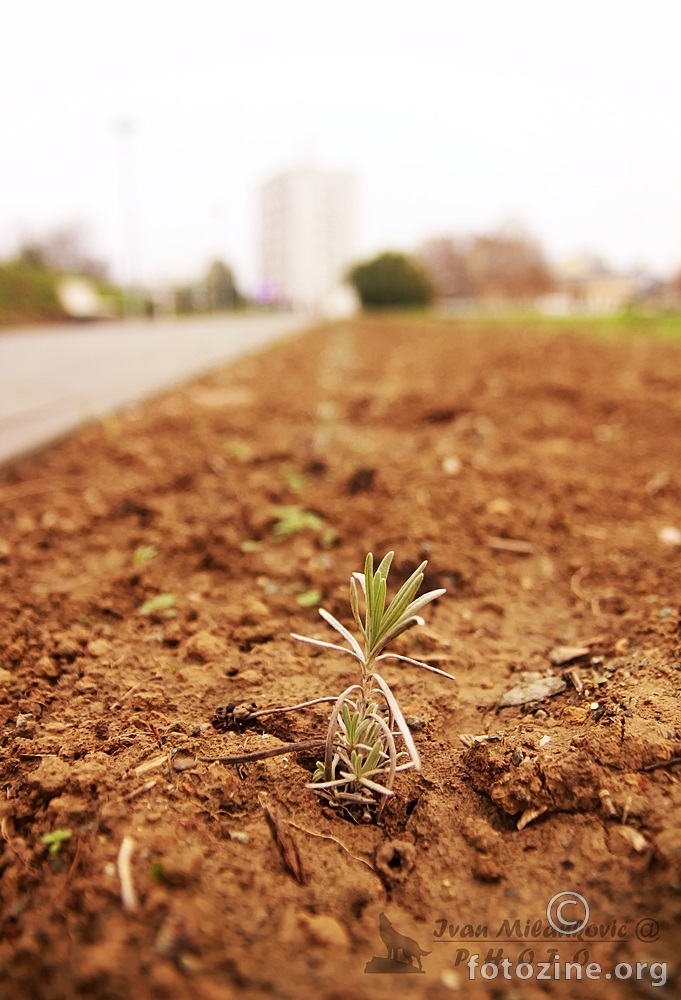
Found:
[1,316,681,999]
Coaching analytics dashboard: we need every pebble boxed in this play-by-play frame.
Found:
[499,673,566,708]
[185,630,228,664]
[299,913,350,950]
[658,526,681,546]
[15,713,36,738]
[442,456,462,475]
[441,969,461,990]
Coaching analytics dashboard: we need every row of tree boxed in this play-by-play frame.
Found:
[419,231,553,301]
[346,229,555,310]
[0,222,246,325]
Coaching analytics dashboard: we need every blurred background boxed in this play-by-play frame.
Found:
[1,0,680,322]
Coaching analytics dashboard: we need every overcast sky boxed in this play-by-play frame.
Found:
[2,1,679,290]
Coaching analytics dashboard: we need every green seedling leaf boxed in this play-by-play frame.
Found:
[282,468,308,492]
[139,593,176,617]
[270,505,324,537]
[223,439,254,463]
[320,527,339,549]
[240,539,263,553]
[150,860,168,883]
[132,545,158,568]
[296,589,322,608]
[41,829,72,855]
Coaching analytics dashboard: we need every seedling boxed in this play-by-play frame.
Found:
[291,551,453,820]
[282,468,308,492]
[138,593,176,617]
[132,545,158,568]
[270,505,325,538]
[296,589,322,608]
[41,829,72,855]
[223,439,254,463]
[240,539,263,553]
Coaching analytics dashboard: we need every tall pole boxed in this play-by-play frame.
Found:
[115,118,139,316]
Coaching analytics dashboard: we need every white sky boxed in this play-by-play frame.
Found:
[2,1,679,290]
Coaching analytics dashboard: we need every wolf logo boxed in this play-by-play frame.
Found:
[378,912,431,970]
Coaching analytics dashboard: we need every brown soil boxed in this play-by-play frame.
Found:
[1,317,680,999]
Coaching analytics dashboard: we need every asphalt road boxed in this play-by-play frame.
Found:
[0,312,311,465]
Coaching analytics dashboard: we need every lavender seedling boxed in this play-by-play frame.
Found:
[291,551,454,820]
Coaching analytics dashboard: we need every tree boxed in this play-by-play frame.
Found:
[466,230,553,301]
[18,223,109,279]
[203,259,240,310]
[347,252,432,310]
[419,237,473,299]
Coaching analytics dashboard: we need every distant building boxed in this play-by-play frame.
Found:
[259,166,357,313]
[548,255,638,314]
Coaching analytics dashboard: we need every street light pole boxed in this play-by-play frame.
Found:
[115,118,139,317]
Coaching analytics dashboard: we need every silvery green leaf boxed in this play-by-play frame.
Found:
[317,608,365,662]
[308,777,352,790]
[365,743,382,772]
[401,588,446,620]
[358,776,394,796]
[380,615,424,645]
[376,551,394,581]
[350,576,364,633]
[374,562,427,640]
[289,633,361,661]
[376,652,455,680]
[372,673,421,769]
[364,552,374,616]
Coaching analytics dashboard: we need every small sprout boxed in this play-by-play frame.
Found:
[270,505,325,538]
[41,829,72,855]
[132,545,158,568]
[282,468,308,492]
[320,527,339,549]
[150,860,168,883]
[240,540,263,553]
[291,551,454,821]
[139,593,177,617]
[296,589,322,608]
[223,439,254,463]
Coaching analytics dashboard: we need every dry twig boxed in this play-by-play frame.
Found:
[259,798,305,885]
[202,739,325,765]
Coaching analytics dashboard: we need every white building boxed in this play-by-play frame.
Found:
[258,166,357,314]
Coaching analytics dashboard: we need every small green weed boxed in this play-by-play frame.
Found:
[296,589,322,608]
[138,593,176,617]
[270,505,325,538]
[150,860,168,883]
[132,545,158,568]
[223,439,254,463]
[282,468,308,492]
[41,829,72,855]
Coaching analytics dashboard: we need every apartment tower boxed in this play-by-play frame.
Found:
[259,166,356,312]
